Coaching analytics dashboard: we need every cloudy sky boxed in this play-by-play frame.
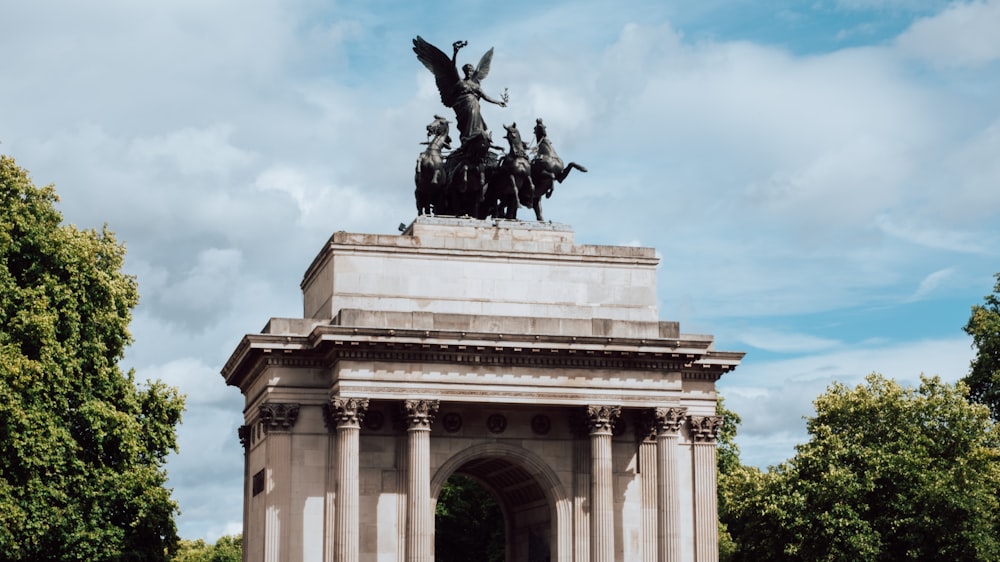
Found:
[3,0,999,541]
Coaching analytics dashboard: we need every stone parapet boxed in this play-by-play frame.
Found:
[301,217,660,322]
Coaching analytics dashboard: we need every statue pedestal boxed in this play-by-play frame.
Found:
[302,216,660,324]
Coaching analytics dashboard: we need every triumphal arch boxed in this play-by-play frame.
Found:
[222,217,743,562]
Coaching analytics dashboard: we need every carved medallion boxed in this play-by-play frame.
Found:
[487,413,507,434]
[442,412,463,433]
[531,414,551,435]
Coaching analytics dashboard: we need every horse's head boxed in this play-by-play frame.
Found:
[533,118,547,142]
[426,115,449,138]
[503,123,524,152]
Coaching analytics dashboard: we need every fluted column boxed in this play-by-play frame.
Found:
[689,415,723,562]
[259,403,300,562]
[586,405,620,562]
[238,425,252,562]
[654,407,687,562]
[330,397,369,562]
[404,399,439,562]
[572,438,591,562]
[634,413,657,562]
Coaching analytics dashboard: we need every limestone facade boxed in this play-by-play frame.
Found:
[222,217,743,562]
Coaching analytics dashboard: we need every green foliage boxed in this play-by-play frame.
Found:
[435,475,504,562]
[0,155,185,561]
[723,374,1000,561]
[963,273,1000,421]
[715,398,741,562]
[171,535,241,562]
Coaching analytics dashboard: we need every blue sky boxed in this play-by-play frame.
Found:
[3,0,999,541]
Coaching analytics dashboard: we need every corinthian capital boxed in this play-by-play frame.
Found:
[403,399,440,430]
[688,415,724,443]
[328,396,370,428]
[653,407,688,435]
[259,403,300,432]
[585,404,621,434]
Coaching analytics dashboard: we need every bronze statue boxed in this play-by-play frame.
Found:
[491,122,534,220]
[412,36,508,144]
[414,115,451,215]
[411,37,585,222]
[529,118,587,221]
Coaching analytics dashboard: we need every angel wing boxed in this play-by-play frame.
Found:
[412,36,459,107]
[470,47,494,84]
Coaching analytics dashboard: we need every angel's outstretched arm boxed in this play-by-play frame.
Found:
[480,90,507,107]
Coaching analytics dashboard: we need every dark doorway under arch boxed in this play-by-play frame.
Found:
[435,474,504,562]
[435,455,553,562]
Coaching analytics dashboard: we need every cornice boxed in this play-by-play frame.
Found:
[221,324,744,391]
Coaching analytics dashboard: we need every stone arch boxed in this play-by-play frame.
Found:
[431,442,573,562]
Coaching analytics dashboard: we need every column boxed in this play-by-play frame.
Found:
[238,425,252,562]
[404,399,439,562]
[689,415,723,562]
[330,397,370,562]
[259,403,300,562]
[635,413,657,562]
[572,438,591,562]
[586,405,620,562]
[654,407,687,562]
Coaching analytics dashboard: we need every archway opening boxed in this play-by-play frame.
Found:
[435,474,504,562]
[435,455,553,562]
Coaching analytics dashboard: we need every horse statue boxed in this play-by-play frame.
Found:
[444,130,497,218]
[414,115,451,215]
[529,118,587,221]
[490,123,534,220]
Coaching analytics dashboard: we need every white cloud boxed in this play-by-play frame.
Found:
[737,328,842,353]
[896,0,1000,67]
[875,213,994,254]
[720,336,974,466]
[907,267,956,301]
[128,125,255,178]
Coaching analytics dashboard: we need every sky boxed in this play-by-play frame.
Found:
[2,0,999,542]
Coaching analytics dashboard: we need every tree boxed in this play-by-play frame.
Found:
[715,398,742,561]
[435,475,504,562]
[0,155,185,561]
[171,535,242,562]
[723,374,1000,561]
[963,273,1000,421]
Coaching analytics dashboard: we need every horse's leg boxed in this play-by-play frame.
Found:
[505,193,517,220]
[533,196,544,221]
[556,162,588,183]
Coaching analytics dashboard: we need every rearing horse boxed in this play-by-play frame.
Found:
[492,123,534,220]
[529,118,587,221]
[414,115,451,215]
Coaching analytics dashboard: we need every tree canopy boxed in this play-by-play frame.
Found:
[721,373,1000,562]
[171,535,241,562]
[963,273,1000,421]
[0,155,185,561]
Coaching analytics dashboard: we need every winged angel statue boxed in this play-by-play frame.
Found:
[412,36,508,143]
